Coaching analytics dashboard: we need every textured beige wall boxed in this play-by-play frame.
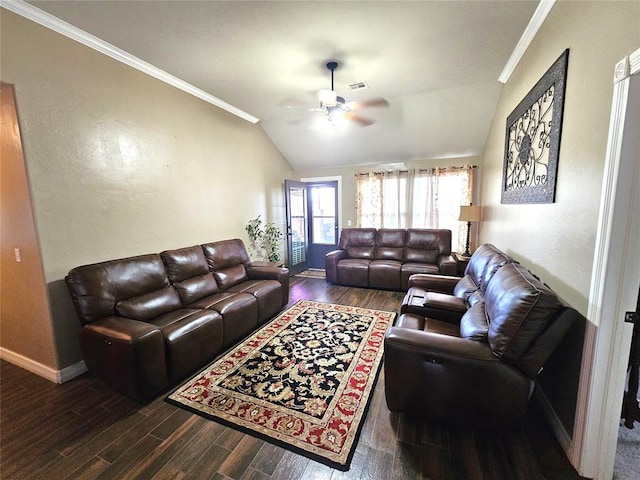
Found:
[480,1,640,313]
[1,11,293,369]
[1,84,58,367]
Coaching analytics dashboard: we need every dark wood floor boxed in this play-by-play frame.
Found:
[0,277,585,480]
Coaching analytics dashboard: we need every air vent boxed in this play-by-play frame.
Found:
[348,81,369,91]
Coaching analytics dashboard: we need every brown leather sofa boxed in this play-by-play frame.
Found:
[384,246,583,429]
[325,228,457,290]
[66,239,289,401]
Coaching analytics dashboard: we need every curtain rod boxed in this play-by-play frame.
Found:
[355,165,478,177]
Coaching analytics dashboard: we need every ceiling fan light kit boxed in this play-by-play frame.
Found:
[318,88,338,107]
[287,60,388,129]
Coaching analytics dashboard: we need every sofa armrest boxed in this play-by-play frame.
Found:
[437,254,457,276]
[79,316,168,401]
[408,273,459,294]
[246,266,290,306]
[325,249,348,284]
[383,327,531,428]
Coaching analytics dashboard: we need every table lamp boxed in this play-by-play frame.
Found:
[458,204,483,257]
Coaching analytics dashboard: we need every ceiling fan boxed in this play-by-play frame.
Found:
[285,61,389,128]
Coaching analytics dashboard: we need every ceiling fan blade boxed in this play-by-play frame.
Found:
[345,112,375,127]
[346,98,390,110]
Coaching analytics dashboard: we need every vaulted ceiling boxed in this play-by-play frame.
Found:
[27,0,540,170]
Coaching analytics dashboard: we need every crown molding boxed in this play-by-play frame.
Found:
[0,0,260,123]
[498,0,556,84]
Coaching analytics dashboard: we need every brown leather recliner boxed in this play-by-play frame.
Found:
[401,243,514,323]
[384,262,582,429]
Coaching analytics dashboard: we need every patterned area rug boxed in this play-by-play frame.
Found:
[167,299,395,471]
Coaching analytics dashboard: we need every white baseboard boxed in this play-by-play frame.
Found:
[534,383,572,452]
[0,347,87,384]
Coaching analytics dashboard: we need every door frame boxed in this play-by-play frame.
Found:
[572,47,640,479]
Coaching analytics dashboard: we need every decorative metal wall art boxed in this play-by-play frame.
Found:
[501,49,569,204]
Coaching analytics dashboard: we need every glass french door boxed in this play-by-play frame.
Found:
[284,180,308,275]
[285,180,340,273]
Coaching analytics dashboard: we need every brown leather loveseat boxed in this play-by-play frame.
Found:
[66,239,289,401]
[384,244,583,429]
[325,228,457,291]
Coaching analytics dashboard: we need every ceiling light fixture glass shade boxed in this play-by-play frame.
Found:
[318,89,338,107]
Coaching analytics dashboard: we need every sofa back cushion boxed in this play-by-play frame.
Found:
[161,245,208,282]
[375,229,405,261]
[453,275,478,301]
[202,239,251,271]
[66,254,171,325]
[459,302,489,341]
[404,229,451,263]
[116,286,182,321]
[338,228,376,259]
[213,264,249,290]
[465,243,512,294]
[485,263,562,363]
[202,239,251,289]
[160,246,219,304]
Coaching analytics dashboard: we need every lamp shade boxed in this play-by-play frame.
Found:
[458,205,483,222]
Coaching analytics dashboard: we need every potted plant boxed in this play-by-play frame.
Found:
[245,215,283,263]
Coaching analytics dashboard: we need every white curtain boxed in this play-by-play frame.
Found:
[355,166,475,252]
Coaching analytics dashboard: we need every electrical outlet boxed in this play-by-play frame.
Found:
[14,248,21,263]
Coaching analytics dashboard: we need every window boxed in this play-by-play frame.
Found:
[355,166,475,252]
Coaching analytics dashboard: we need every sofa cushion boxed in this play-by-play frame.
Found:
[374,229,405,261]
[404,229,451,263]
[460,302,489,341]
[485,263,562,362]
[160,245,220,304]
[66,253,170,324]
[400,263,440,290]
[452,274,479,301]
[228,279,282,323]
[214,264,249,290]
[149,308,224,381]
[339,228,376,259]
[116,286,182,321]
[396,314,460,337]
[160,245,209,282]
[369,260,402,289]
[337,258,370,287]
[173,273,219,305]
[467,290,484,307]
[202,239,251,271]
[466,243,512,294]
[189,292,258,347]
